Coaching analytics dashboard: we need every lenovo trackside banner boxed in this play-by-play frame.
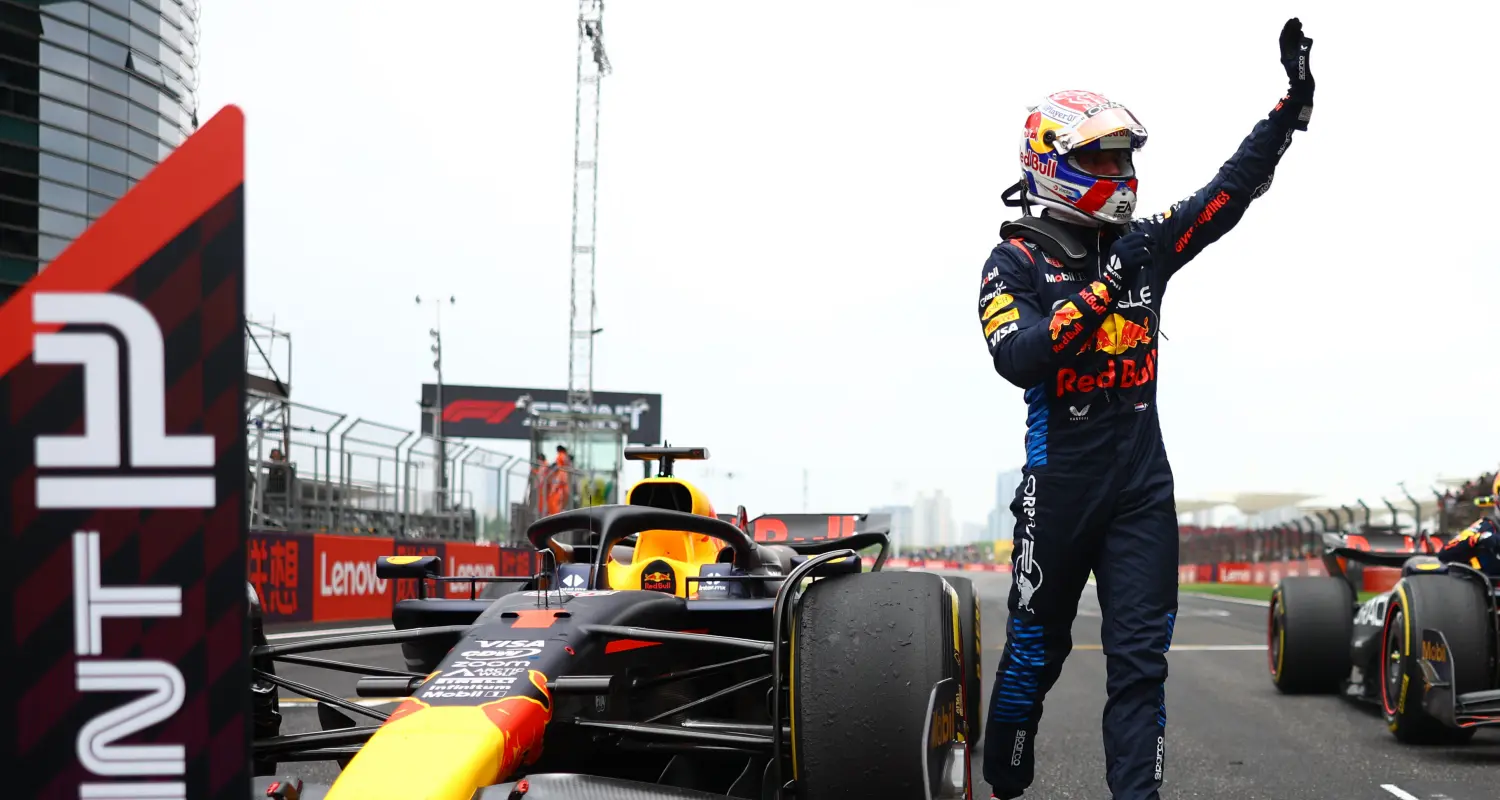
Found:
[0,107,248,800]
[419,383,663,444]
[248,532,542,624]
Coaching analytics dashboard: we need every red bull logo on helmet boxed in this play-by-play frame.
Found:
[1021,149,1057,179]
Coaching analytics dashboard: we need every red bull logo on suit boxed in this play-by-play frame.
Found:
[1084,314,1152,355]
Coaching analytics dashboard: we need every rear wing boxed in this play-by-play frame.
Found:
[739,512,892,544]
[1320,530,1443,574]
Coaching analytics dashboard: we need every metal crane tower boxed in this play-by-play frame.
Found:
[567,0,611,411]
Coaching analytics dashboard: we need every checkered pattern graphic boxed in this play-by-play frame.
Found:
[1,187,248,800]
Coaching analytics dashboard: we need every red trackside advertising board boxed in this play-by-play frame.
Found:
[246,532,540,624]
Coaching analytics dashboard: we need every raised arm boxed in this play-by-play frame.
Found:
[1133,18,1316,279]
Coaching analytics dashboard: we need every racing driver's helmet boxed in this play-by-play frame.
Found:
[1019,90,1149,225]
[1477,472,1500,521]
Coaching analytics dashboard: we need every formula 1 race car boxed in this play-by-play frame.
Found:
[249,446,982,800]
[1266,529,1500,744]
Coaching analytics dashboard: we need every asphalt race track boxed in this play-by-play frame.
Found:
[265,571,1500,798]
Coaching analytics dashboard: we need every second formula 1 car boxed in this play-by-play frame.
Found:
[1266,529,1500,744]
[249,446,982,799]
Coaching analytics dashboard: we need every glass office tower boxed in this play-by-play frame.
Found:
[0,0,200,302]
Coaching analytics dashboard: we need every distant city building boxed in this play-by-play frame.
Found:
[960,521,985,545]
[870,503,913,554]
[912,489,954,549]
[0,0,201,302]
[992,468,1024,540]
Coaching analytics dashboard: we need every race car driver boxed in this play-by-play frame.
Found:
[1439,475,1500,574]
[977,19,1316,800]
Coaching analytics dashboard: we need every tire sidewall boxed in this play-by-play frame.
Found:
[1266,577,1353,694]
[1268,585,1284,685]
[1379,576,1486,743]
[1379,587,1409,731]
[792,571,957,798]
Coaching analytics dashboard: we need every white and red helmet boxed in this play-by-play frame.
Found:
[1019,90,1149,225]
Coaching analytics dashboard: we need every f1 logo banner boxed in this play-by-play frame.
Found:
[420,383,663,444]
[0,107,248,800]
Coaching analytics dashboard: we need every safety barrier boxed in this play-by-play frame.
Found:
[1177,559,1401,594]
[248,530,539,625]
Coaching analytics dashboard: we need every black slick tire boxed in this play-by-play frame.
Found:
[248,582,282,776]
[1268,576,1354,694]
[792,570,954,800]
[1380,574,1489,745]
[945,574,984,742]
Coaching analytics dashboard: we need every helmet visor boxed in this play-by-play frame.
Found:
[1057,106,1148,153]
[1069,150,1134,179]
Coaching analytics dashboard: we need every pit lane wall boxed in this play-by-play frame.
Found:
[248,530,539,625]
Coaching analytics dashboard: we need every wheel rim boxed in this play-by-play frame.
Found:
[1382,607,1404,716]
[1267,595,1282,678]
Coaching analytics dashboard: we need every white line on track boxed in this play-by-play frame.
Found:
[1380,784,1421,800]
[265,624,393,641]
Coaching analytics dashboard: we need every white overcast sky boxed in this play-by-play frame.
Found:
[195,1,1499,527]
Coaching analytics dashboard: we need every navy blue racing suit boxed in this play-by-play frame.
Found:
[978,101,1304,800]
[1439,517,1500,575]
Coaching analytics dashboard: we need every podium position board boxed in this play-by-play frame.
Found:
[0,106,248,800]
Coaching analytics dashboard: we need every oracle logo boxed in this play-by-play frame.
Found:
[320,554,389,597]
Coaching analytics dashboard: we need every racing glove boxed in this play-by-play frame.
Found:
[980,232,1157,390]
[1274,17,1314,131]
[1102,231,1153,297]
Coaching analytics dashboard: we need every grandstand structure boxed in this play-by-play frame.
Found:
[1173,475,1496,567]
[245,320,557,543]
